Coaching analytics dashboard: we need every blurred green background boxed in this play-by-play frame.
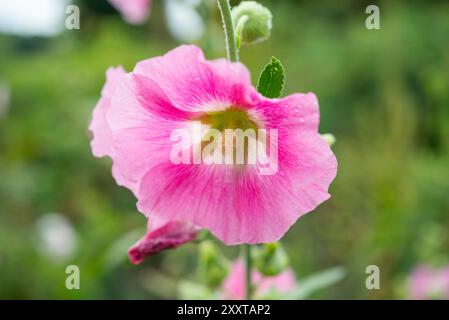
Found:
[1,0,449,299]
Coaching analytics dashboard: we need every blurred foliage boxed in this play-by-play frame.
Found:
[0,0,449,299]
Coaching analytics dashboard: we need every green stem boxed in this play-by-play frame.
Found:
[217,0,250,299]
[245,244,252,299]
[217,0,239,62]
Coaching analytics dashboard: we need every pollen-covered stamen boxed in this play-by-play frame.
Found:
[195,107,262,165]
[196,107,259,132]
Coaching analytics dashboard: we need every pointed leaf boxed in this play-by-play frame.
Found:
[257,57,285,98]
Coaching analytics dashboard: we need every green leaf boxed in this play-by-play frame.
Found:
[257,57,285,98]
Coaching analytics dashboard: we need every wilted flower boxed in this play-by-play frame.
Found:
[128,217,198,264]
[89,45,337,245]
[221,260,296,299]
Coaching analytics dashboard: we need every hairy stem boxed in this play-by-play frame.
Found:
[217,0,239,62]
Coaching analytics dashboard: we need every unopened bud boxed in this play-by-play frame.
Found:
[232,1,272,45]
[253,242,289,276]
[198,241,229,288]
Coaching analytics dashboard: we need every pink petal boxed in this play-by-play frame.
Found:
[134,45,257,112]
[128,217,198,265]
[106,73,193,194]
[89,66,126,158]
[88,66,141,195]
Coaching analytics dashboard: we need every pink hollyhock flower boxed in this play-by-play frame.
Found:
[108,0,152,25]
[221,260,296,299]
[89,45,337,245]
[409,265,449,300]
[128,216,198,264]
[88,66,141,195]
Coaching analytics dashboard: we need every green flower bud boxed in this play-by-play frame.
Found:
[232,1,272,46]
[253,242,289,276]
[198,241,229,288]
[321,133,336,146]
